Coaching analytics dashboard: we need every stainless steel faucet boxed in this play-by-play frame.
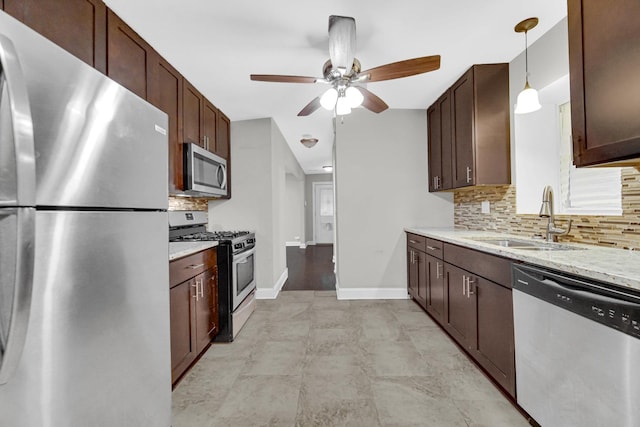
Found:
[539,185,572,242]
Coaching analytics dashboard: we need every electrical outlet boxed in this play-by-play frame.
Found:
[481,200,490,214]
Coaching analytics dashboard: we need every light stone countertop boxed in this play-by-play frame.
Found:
[405,227,640,292]
[169,241,218,261]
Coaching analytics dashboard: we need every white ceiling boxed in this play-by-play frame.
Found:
[103,0,567,174]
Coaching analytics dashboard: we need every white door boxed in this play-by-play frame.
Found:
[313,183,334,244]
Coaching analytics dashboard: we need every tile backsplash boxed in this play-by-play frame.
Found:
[454,168,640,250]
[168,196,209,211]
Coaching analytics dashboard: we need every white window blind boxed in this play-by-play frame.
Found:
[558,102,622,215]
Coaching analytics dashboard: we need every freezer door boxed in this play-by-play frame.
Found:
[0,12,168,210]
[0,211,171,426]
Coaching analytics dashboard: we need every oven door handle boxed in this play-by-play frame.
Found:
[233,247,255,263]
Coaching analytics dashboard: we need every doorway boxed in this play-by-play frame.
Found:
[313,182,334,244]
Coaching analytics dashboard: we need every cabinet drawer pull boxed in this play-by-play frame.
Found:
[426,245,438,251]
[186,263,204,269]
[409,239,419,244]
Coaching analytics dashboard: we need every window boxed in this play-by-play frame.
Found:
[558,102,622,215]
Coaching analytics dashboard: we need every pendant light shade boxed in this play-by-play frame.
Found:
[514,17,541,115]
[514,82,541,114]
[320,87,338,110]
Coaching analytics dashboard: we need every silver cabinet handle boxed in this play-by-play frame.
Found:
[426,245,438,251]
[436,176,440,189]
[466,166,472,184]
[436,262,442,279]
[192,282,199,300]
[462,274,466,296]
[0,34,36,207]
[409,239,419,244]
[432,176,437,189]
[186,263,204,269]
[198,278,204,299]
[467,277,475,297]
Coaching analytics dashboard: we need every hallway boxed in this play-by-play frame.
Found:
[283,245,336,291]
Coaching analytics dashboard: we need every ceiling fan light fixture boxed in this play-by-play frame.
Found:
[345,86,364,108]
[514,17,541,115]
[320,87,338,110]
[300,137,319,148]
[336,96,352,115]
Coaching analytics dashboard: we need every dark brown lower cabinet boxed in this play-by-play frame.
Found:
[425,254,444,323]
[406,233,516,398]
[169,249,218,385]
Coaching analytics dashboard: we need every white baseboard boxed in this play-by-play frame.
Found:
[299,243,307,249]
[255,268,288,299]
[306,241,315,246]
[336,286,410,300]
[286,241,300,247]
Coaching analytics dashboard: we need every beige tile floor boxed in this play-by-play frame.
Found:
[172,291,530,427]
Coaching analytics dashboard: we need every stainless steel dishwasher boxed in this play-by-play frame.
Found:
[512,264,640,427]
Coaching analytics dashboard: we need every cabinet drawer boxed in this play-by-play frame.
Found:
[407,233,426,251]
[170,248,216,288]
[425,238,443,259]
[443,243,511,288]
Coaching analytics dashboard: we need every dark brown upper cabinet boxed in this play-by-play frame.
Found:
[4,0,107,72]
[428,64,510,192]
[427,91,453,191]
[216,110,231,160]
[148,52,184,193]
[203,99,218,153]
[568,0,640,167]
[182,80,204,148]
[106,9,152,99]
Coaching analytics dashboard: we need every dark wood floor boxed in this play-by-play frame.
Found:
[282,244,336,291]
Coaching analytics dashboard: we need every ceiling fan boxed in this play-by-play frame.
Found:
[250,15,441,116]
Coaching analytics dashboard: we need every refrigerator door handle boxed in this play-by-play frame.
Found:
[0,207,35,384]
[0,34,36,207]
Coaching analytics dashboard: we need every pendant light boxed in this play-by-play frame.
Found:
[514,17,541,114]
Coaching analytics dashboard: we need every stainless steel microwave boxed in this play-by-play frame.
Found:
[183,142,228,197]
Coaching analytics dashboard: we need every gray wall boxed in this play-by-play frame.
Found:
[304,173,332,244]
[208,118,304,295]
[334,109,454,296]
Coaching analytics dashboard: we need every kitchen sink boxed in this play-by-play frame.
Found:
[469,237,585,251]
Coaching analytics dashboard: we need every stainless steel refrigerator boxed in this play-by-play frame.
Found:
[0,11,171,426]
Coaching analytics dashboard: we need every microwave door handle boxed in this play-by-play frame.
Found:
[218,164,227,190]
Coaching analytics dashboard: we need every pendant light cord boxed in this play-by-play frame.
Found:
[524,30,529,83]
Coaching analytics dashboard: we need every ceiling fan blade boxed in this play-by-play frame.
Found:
[297,97,322,116]
[359,55,441,82]
[328,15,356,75]
[359,87,388,113]
[250,74,319,83]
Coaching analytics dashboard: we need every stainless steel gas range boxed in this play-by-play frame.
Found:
[169,211,256,342]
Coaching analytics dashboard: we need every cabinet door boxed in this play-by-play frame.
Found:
[426,254,444,323]
[170,279,196,383]
[4,0,107,72]
[194,269,216,354]
[203,99,218,153]
[148,53,184,192]
[407,249,419,300]
[183,80,203,147]
[216,111,231,160]
[106,9,152,99]
[451,68,475,188]
[443,263,475,348]
[415,250,428,309]
[469,276,515,397]
[568,0,640,167]
[427,103,442,192]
